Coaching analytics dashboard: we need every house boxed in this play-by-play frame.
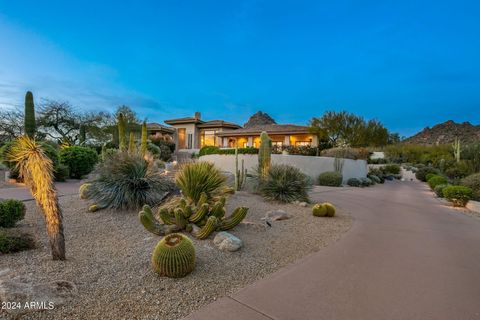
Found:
[164,111,317,152]
[146,123,175,141]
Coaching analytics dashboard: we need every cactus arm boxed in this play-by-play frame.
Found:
[218,207,248,231]
[197,192,208,207]
[139,205,166,236]
[193,216,219,239]
[188,203,209,223]
[159,208,176,225]
[174,208,188,229]
[210,199,226,219]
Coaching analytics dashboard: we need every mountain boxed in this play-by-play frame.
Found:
[404,120,480,145]
[243,111,277,128]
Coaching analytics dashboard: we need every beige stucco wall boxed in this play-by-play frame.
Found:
[199,154,367,183]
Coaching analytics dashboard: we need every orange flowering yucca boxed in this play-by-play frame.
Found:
[8,136,65,260]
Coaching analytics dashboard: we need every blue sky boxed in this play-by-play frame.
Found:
[0,0,479,137]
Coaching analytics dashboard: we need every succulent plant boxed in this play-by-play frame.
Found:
[258,131,272,181]
[312,203,327,217]
[323,202,336,217]
[234,148,247,191]
[151,233,195,278]
[89,204,99,212]
[192,216,218,239]
[79,183,91,200]
[218,207,248,231]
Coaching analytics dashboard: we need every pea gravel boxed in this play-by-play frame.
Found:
[1,191,352,320]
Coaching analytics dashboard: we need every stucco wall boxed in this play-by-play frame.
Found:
[199,154,367,183]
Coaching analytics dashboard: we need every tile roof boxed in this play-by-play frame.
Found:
[164,117,204,125]
[146,123,175,133]
[197,120,241,129]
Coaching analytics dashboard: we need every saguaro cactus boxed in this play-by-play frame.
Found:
[141,121,148,156]
[24,91,36,138]
[452,138,461,163]
[118,112,127,151]
[79,125,86,144]
[258,131,272,181]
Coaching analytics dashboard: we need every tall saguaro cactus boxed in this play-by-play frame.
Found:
[79,125,86,144]
[24,91,36,138]
[8,136,66,260]
[234,147,246,191]
[258,131,272,181]
[118,112,127,151]
[141,121,148,156]
[452,137,461,163]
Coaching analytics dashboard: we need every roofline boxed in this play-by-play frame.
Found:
[197,121,242,129]
[217,129,311,137]
[164,118,205,125]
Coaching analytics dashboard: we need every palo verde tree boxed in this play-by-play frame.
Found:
[24,91,36,138]
[8,136,66,260]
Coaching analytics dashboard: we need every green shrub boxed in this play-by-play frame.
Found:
[415,167,440,182]
[0,231,35,254]
[175,161,231,205]
[0,199,26,228]
[445,161,472,180]
[274,145,318,156]
[199,146,259,156]
[259,164,310,203]
[359,177,373,187]
[434,184,450,198]
[60,146,98,179]
[84,152,175,210]
[443,185,473,207]
[425,173,436,181]
[461,173,480,201]
[347,178,361,187]
[321,147,370,160]
[427,175,448,189]
[368,168,385,183]
[318,172,343,187]
[54,163,70,182]
[369,175,381,184]
[382,164,401,175]
[199,146,220,156]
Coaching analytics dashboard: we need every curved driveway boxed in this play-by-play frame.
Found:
[184,181,480,320]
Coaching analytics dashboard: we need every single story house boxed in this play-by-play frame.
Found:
[146,123,175,141]
[164,111,318,152]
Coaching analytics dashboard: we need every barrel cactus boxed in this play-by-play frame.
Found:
[79,183,91,200]
[323,202,336,217]
[151,233,195,278]
[312,203,327,217]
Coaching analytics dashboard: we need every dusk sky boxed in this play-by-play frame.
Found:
[0,0,479,137]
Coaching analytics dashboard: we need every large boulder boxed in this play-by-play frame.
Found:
[262,209,292,221]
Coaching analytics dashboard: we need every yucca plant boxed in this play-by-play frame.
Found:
[259,164,311,203]
[8,136,65,260]
[84,152,175,210]
[175,161,232,205]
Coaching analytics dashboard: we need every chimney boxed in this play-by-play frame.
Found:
[194,112,201,120]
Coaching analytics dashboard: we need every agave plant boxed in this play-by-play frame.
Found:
[8,136,65,260]
[175,161,233,205]
[259,164,311,203]
[84,152,175,210]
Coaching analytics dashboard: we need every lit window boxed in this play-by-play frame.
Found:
[201,130,217,147]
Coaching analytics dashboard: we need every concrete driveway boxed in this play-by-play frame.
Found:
[0,180,81,201]
[184,181,480,320]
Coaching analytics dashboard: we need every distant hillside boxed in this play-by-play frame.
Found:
[404,120,480,145]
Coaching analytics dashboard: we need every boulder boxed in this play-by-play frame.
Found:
[262,209,292,221]
[213,232,243,252]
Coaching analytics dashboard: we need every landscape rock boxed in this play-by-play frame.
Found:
[298,202,308,207]
[213,232,243,252]
[262,209,293,221]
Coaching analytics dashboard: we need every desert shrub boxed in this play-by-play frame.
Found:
[368,168,385,182]
[443,185,473,207]
[359,177,373,187]
[151,138,176,153]
[368,158,388,164]
[0,231,35,254]
[84,152,175,210]
[54,163,70,182]
[321,147,369,160]
[444,161,472,180]
[60,146,98,179]
[461,173,480,201]
[0,199,26,228]
[318,171,343,187]
[385,144,452,166]
[369,175,381,184]
[347,178,361,187]
[147,142,161,157]
[198,147,259,156]
[274,145,318,156]
[415,167,440,182]
[175,161,231,204]
[425,173,436,181]
[157,143,172,161]
[382,164,401,175]
[199,146,220,156]
[427,175,448,189]
[434,184,450,198]
[259,164,310,203]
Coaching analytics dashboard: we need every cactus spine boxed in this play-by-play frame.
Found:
[141,121,148,156]
[218,207,248,231]
[452,137,461,163]
[24,91,36,138]
[128,132,136,154]
[258,131,272,181]
[118,112,127,152]
[151,233,195,278]
[234,148,246,191]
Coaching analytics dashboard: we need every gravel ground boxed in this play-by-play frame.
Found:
[1,192,352,320]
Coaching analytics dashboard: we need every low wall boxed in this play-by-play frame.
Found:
[199,154,367,183]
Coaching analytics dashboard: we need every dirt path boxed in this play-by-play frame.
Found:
[185,180,480,320]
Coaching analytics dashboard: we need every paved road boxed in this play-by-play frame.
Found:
[0,180,81,201]
[185,181,480,320]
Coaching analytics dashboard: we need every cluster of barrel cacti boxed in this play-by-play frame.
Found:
[139,192,248,240]
[312,202,336,217]
[151,233,196,278]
